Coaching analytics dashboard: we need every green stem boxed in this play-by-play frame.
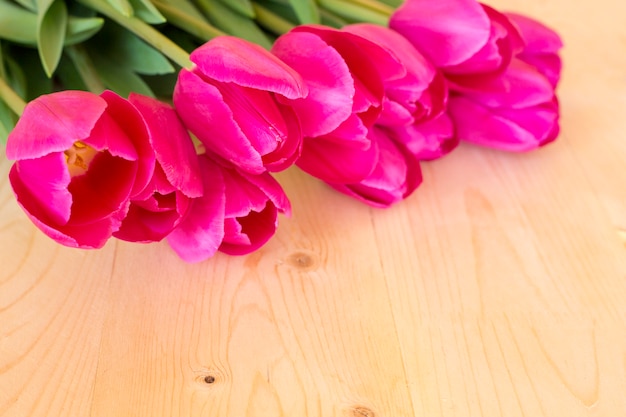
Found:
[344,0,394,16]
[0,76,26,116]
[252,2,296,36]
[152,0,226,41]
[76,0,192,68]
[65,45,106,94]
[318,0,390,25]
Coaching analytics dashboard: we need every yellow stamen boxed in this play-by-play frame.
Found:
[64,141,97,177]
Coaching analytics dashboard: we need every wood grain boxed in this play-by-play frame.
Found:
[1,0,625,415]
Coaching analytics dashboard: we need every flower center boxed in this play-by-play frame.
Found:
[64,141,97,177]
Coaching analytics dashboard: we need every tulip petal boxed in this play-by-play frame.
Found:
[345,23,434,89]
[191,36,307,100]
[297,134,378,184]
[390,0,492,67]
[217,83,291,163]
[67,151,136,225]
[331,129,423,207]
[272,31,355,137]
[6,91,106,160]
[221,166,272,217]
[294,26,386,116]
[237,170,291,217]
[129,93,203,198]
[259,104,303,172]
[506,12,563,87]
[454,59,554,108]
[98,91,155,197]
[219,202,278,256]
[448,95,558,151]
[12,153,72,224]
[391,113,457,160]
[506,13,563,55]
[174,69,264,174]
[9,165,122,248]
[166,156,226,263]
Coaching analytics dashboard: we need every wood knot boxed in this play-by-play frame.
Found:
[286,251,318,270]
[192,368,225,387]
[347,406,376,417]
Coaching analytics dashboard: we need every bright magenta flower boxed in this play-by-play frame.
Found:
[329,127,423,207]
[342,24,456,160]
[447,59,559,151]
[6,90,155,248]
[174,36,307,174]
[273,24,455,207]
[390,0,562,151]
[166,154,290,263]
[113,94,203,243]
[390,0,524,91]
[506,13,563,88]
[272,25,390,185]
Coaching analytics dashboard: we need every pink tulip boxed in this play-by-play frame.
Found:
[272,25,390,185]
[113,94,203,243]
[166,154,290,263]
[6,90,155,248]
[174,36,307,174]
[390,0,524,92]
[342,24,457,160]
[447,59,559,151]
[506,13,563,88]
[273,24,454,206]
[329,127,423,207]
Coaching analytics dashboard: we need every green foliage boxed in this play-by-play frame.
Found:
[286,0,319,24]
[129,0,165,23]
[0,0,400,116]
[217,0,254,18]
[197,0,272,49]
[37,0,69,76]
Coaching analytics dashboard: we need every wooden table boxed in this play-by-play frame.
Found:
[1,1,625,415]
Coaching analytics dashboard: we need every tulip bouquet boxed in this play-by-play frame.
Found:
[0,0,563,262]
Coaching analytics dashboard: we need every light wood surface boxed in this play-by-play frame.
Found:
[1,1,625,415]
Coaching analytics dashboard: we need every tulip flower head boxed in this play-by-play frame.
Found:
[174,36,308,175]
[113,93,204,243]
[6,90,155,248]
[166,154,291,263]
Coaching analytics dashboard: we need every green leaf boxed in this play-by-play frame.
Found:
[8,46,52,100]
[152,0,224,41]
[318,0,389,25]
[141,72,177,98]
[118,32,175,75]
[217,0,254,18]
[377,0,402,7]
[286,0,319,24]
[319,7,347,28]
[128,0,166,24]
[105,0,133,17]
[0,2,103,46]
[87,22,175,75]
[4,54,28,99]
[0,99,17,145]
[91,50,155,97]
[65,16,105,45]
[56,53,89,91]
[64,45,105,92]
[37,0,68,76]
[156,0,205,20]
[198,0,272,49]
[12,0,36,11]
[0,41,16,144]
[0,0,39,44]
